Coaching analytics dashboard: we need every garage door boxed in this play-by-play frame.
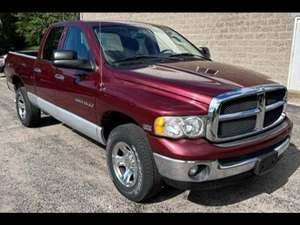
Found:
[288,17,300,91]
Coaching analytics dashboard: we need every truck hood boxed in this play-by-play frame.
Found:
[113,60,275,104]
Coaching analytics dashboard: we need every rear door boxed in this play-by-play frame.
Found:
[54,25,99,123]
[34,26,65,103]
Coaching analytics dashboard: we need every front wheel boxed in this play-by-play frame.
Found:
[106,124,162,202]
[16,87,41,127]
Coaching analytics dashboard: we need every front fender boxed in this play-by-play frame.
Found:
[96,80,209,135]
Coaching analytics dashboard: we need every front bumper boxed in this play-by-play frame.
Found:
[153,137,290,183]
[148,118,292,160]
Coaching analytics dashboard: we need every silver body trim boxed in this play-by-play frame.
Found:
[9,51,37,60]
[27,92,106,145]
[266,101,285,111]
[219,108,260,122]
[153,138,290,183]
[206,84,287,143]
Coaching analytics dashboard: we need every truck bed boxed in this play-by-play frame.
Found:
[5,50,38,92]
[10,50,38,58]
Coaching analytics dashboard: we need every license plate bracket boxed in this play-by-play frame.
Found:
[254,151,279,175]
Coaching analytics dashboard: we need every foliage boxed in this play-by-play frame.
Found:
[15,13,79,47]
[0,13,25,55]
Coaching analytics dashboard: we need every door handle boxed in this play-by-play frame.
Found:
[54,74,65,81]
[74,73,87,84]
[33,67,42,74]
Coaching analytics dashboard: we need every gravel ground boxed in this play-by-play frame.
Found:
[0,74,300,212]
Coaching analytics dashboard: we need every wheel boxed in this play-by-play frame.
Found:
[16,87,41,127]
[106,123,162,202]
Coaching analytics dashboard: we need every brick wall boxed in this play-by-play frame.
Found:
[81,13,295,85]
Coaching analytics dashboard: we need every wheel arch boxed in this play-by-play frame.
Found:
[11,75,24,90]
[101,111,140,141]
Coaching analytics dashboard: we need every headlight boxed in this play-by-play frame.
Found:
[154,116,206,139]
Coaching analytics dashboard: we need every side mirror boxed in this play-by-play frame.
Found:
[198,47,211,59]
[53,50,77,60]
[53,50,95,71]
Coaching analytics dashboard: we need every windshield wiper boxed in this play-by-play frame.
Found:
[112,55,177,64]
[169,53,207,60]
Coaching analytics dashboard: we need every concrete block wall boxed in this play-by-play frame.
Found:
[82,13,295,85]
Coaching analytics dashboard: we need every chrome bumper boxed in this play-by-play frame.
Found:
[153,138,290,183]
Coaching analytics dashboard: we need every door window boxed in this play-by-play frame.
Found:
[42,27,64,60]
[63,26,91,60]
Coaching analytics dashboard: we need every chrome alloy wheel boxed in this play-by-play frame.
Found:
[112,142,140,188]
[17,92,26,120]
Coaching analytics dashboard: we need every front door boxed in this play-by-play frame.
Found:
[288,17,300,91]
[54,25,99,124]
[34,26,65,103]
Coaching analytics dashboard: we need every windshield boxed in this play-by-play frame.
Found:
[93,23,205,65]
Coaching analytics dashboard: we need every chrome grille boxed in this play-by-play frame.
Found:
[221,95,258,114]
[206,84,287,143]
[218,116,257,138]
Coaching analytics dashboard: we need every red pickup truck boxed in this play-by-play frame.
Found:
[4,21,293,202]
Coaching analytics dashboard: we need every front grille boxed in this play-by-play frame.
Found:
[264,105,284,127]
[221,95,258,114]
[266,89,286,105]
[218,116,257,138]
[207,85,287,142]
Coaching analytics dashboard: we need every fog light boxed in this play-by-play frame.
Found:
[188,165,209,177]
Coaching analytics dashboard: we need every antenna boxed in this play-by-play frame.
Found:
[99,22,104,89]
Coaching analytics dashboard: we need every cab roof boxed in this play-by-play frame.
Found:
[52,20,166,29]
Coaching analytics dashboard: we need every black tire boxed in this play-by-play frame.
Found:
[16,87,41,127]
[106,123,162,202]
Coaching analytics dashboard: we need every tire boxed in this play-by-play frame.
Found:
[106,123,162,202]
[16,87,41,127]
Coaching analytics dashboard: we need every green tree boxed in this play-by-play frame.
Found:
[15,13,79,48]
[0,13,25,55]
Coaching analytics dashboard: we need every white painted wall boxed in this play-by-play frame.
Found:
[288,17,300,91]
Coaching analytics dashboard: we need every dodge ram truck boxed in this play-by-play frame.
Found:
[4,21,293,202]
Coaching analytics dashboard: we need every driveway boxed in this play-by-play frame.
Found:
[0,74,299,212]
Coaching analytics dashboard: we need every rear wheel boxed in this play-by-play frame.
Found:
[106,123,162,202]
[16,87,41,127]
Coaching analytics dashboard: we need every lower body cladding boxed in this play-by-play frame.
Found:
[27,92,106,145]
[153,137,290,187]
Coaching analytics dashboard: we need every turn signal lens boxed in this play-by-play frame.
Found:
[154,117,166,136]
